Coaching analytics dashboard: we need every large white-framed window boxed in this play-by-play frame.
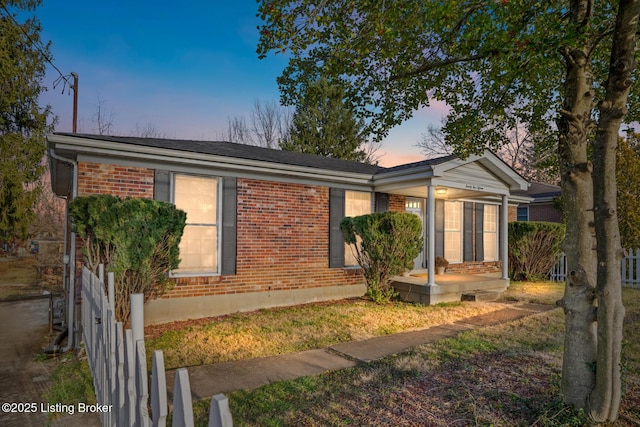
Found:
[483,204,498,261]
[172,174,220,275]
[344,190,372,267]
[444,200,463,263]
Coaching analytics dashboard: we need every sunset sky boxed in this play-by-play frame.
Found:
[35,0,448,167]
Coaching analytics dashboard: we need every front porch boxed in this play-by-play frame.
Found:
[391,271,510,305]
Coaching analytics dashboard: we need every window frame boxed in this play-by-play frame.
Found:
[517,205,529,221]
[343,190,373,267]
[170,173,222,277]
[483,204,499,262]
[444,200,463,263]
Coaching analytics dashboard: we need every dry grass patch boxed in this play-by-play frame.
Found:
[0,256,40,299]
[503,280,565,305]
[218,288,640,427]
[147,298,518,369]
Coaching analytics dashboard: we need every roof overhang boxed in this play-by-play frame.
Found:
[373,150,529,198]
[47,133,375,190]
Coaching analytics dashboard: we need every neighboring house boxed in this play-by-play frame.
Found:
[48,133,529,325]
[513,181,563,223]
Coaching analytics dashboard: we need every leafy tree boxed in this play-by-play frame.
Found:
[617,133,640,249]
[257,0,640,421]
[70,195,186,323]
[0,0,54,243]
[280,78,376,162]
[340,212,422,303]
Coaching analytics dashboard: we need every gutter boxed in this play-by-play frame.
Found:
[47,133,375,187]
[48,143,78,352]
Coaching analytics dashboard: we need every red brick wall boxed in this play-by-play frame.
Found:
[74,165,363,299]
[167,178,364,298]
[508,205,517,222]
[389,194,406,212]
[77,162,154,198]
[529,203,563,223]
[446,261,501,274]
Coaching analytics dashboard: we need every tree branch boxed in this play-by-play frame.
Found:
[390,53,490,81]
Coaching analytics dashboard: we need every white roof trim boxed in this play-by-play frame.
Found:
[374,150,529,193]
[48,134,374,187]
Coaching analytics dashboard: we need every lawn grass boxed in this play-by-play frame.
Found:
[0,256,40,299]
[180,283,638,427]
[146,298,527,370]
[42,353,96,421]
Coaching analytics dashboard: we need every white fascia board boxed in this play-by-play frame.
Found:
[430,177,510,196]
[372,168,435,187]
[51,134,374,187]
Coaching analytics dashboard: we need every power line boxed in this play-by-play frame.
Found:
[0,2,72,89]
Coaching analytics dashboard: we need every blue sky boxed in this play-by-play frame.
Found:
[36,0,446,166]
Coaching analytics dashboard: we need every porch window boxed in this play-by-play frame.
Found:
[484,204,498,261]
[172,174,220,275]
[344,190,372,266]
[444,201,462,263]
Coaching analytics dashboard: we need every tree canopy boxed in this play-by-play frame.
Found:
[257,1,638,149]
[0,0,54,242]
[280,78,369,161]
[257,0,640,422]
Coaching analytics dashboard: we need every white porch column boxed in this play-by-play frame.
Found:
[501,194,509,280]
[427,184,436,286]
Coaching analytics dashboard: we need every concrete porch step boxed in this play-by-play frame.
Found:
[461,290,502,302]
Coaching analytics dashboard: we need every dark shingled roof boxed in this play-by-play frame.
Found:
[381,154,459,173]
[55,133,385,175]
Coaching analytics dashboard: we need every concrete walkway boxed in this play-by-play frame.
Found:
[167,302,556,399]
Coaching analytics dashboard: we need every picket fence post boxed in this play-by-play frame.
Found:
[81,268,233,426]
[151,350,168,427]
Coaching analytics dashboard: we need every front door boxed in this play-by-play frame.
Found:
[405,197,425,269]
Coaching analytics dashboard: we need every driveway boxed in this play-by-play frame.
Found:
[0,298,50,427]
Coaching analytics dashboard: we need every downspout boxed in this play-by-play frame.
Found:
[48,144,77,352]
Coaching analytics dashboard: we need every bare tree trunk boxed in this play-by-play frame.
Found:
[589,0,639,421]
[556,0,597,407]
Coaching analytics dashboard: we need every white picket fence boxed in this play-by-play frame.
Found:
[81,265,233,426]
[550,248,640,288]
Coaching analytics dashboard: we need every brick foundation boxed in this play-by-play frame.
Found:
[446,261,501,275]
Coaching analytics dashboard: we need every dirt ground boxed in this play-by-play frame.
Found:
[0,298,51,427]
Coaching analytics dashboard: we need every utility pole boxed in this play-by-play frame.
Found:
[71,72,78,133]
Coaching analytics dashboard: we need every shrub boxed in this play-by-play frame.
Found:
[341,212,422,303]
[508,221,565,281]
[70,195,186,322]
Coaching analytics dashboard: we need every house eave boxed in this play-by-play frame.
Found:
[47,134,374,188]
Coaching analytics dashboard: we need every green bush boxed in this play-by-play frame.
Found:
[341,212,422,303]
[70,195,186,322]
[508,221,565,281]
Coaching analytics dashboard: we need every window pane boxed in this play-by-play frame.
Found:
[517,206,529,221]
[345,190,371,217]
[175,225,218,273]
[174,175,217,224]
[344,191,371,266]
[173,174,219,274]
[444,201,462,263]
[483,205,498,261]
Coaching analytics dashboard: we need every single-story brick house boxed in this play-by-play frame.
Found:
[513,181,563,223]
[48,133,530,325]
